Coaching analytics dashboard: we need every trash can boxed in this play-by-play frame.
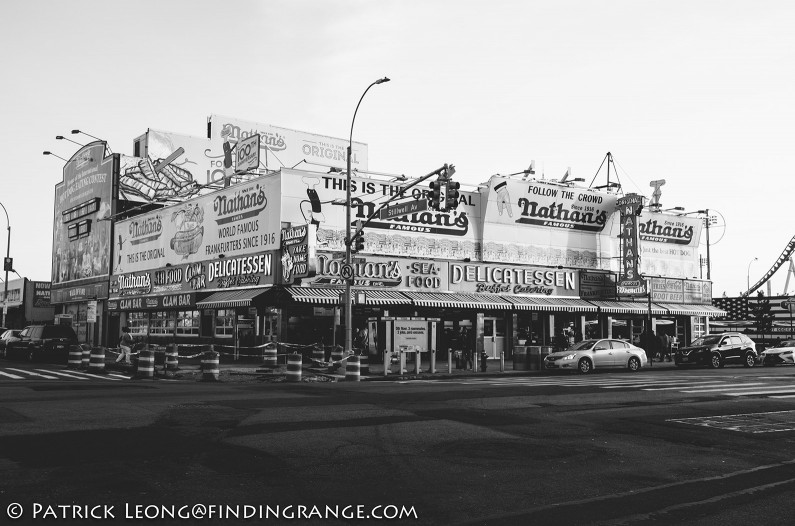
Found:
[528,346,542,371]
[513,347,528,371]
[480,351,488,372]
[454,350,462,369]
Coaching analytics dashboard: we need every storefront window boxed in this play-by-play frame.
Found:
[176,310,200,336]
[150,311,175,335]
[693,316,706,340]
[128,312,149,337]
[215,309,235,338]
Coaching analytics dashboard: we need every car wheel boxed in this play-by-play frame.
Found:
[710,353,722,369]
[628,357,641,372]
[744,352,756,367]
[578,358,592,374]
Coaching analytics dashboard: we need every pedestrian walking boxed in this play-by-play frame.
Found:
[116,326,133,364]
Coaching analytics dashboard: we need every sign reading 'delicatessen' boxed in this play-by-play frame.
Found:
[449,263,579,296]
[113,177,280,275]
[109,252,275,306]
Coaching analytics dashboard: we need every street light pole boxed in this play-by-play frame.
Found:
[345,77,390,356]
[747,257,758,292]
[0,202,10,328]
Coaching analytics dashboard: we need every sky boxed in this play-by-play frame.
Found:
[1,0,794,297]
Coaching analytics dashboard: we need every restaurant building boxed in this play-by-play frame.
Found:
[50,116,724,356]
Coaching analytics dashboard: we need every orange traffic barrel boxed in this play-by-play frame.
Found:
[165,345,179,377]
[81,345,91,369]
[312,345,325,363]
[286,353,302,382]
[345,355,360,382]
[331,345,344,364]
[68,345,83,369]
[201,349,220,382]
[262,343,278,369]
[88,347,106,374]
[137,350,154,379]
[359,354,369,375]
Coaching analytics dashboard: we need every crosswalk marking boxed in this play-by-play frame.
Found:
[406,373,795,399]
[0,367,129,382]
[6,368,59,380]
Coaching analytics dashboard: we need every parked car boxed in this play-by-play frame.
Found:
[5,324,79,364]
[674,332,757,368]
[0,329,22,358]
[544,338,648,374]
[759,340,795,366]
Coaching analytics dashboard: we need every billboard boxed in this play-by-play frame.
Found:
[279,168,482,261]
[209,115,368,175]
[51,142,115,293]
[112,176,281,275]
[481,176,617,268]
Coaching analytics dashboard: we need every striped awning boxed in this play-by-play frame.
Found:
[402,291,513,309]
[506,296,597,312]
[285,287,341,305]
[655,303,727,317]
[283,287,412,306]
[196,287,271,309]
[587,300,668,315]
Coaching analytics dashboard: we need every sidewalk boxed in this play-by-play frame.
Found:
[103,353,678,382]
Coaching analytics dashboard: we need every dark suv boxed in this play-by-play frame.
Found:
[674,332,757,368]
[5,325,79,363]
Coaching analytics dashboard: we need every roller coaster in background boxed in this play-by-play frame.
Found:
[743,234,795,297]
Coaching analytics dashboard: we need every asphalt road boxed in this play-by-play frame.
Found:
[1,363,795,525]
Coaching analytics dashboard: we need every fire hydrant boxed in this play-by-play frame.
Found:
[480,351,488,372]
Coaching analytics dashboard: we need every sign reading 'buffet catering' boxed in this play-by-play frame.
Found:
[113,177,281,275]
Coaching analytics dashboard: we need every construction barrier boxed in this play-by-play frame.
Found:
[331,345,344,364]
[312,346,325,364]
[68,346,83,370]
[81,346,91,369]
[201,349,220,382]
[165,344,179,377]
[345,355,360,382]
[359,354,369,376]
[286,353,302,382]
[262,343,278,369]
[88,347,106,374]
[137,350,154,379]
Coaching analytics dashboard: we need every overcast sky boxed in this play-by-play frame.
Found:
[2,0,793,297]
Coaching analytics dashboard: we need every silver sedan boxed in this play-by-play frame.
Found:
[544,338,648,374]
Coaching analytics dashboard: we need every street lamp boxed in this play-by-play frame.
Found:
[344,76,390,355]
[747,257,758,292]
[72,129,112,154]
[0,201,10,328]
[43,151,68,162]
[55,135,84,147]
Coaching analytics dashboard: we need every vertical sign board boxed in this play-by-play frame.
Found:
[616,193,646,296]
[393,319,429,352]
[86,300,97,323]
[279,224,317,284]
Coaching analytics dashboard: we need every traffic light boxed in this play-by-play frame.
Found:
[445,181,460,210]
[429,179,443,211]
[352,220,365,253]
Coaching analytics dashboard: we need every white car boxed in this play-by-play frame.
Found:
[760,341,795,366]
[544,338,648,374]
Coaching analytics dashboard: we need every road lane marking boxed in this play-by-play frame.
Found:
[0,370,25,379]
[5,368,59,379]
[35,369,89,379]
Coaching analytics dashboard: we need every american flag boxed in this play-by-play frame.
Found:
[712,296,747,321]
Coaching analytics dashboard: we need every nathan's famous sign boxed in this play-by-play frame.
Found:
[113,177,280,275]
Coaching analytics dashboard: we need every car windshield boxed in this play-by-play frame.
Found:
[569,339,599,351]
[777,341,795,348]
[689,335,721,346]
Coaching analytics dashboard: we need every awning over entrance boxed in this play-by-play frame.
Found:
[655,303,727,317]
[280,287,413,306]
[506,296,597,312]
[402,292,513,309]
[196,287,271,309]
[587,300,668,316]
[362,290,412,305]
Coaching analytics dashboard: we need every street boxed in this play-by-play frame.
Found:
[1,365,795,525]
